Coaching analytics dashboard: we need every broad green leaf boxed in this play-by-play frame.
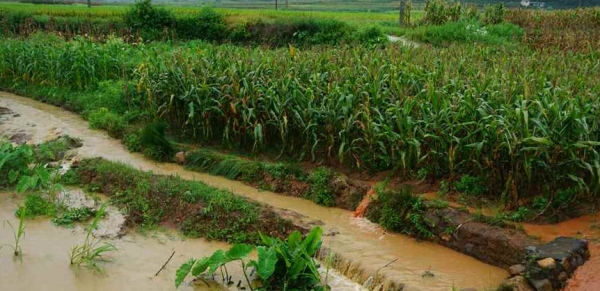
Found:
[286,231,302,248]
[35,167,50,186]
[259,232,276,246]
[207,250,227,275]
[191,257,210,276]
[301,227,323,256]
[254,246,278,280]
[8,169,19,183]
[175,258,196,288]
[226,243,253,261]
[16,176,31,193]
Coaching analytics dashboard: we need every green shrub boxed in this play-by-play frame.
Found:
[87,108,126,139]
[140,121,175,161]
[16,193,56,218]
[304,167,334,206]
[368,186,432,238]
[124,130,143,152]
[355,25,387,45]
[175,7,227,41]
[454,175,487,196]
[123,0,175,41]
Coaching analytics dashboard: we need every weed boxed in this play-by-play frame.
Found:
[88,108,126,139]
[305,167,334,207]
[454,175,487,196]
[69,204,117,273]
[15,193,56,218]
[53,207,96,227]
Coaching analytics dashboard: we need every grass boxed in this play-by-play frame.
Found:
[0,2,423,29]
[74,157,299,244]
[69,204,117,273]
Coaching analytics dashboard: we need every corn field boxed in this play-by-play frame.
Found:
[1,35,600,207]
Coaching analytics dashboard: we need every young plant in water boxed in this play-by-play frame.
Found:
[4,206,26,259]
[176,227,326,291]
[69,204,117,273]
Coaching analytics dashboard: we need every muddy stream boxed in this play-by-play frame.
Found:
[0,92,507,290]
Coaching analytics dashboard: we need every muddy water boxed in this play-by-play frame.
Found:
[0,192,363,291]
[0,92,507,290]
[0,192,230,291]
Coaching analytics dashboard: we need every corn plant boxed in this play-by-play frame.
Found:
[69,204,117,273]
[4,206,26,259]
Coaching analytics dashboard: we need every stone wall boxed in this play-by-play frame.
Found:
[500,237,590,291]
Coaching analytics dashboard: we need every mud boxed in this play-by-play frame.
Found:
[0,92,507,290]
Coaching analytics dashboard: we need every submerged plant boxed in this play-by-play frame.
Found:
[69,205,117,273]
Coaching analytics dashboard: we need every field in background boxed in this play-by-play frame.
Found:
[0,1,423,27]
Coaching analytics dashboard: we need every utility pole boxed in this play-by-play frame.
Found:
[276,0,278,10]
[399,0,406,28]
[87,0,91,8]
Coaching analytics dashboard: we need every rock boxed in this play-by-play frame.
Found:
[363,276,374,288]
[536,237,588,262]
[575,255,584,266]
[175,151,187,164]
[557,272,568,282]
[498,276,535,291]
[537,258,557,269]
[509,264,526,276]
[529,279,553,291]
[561,258,571,271]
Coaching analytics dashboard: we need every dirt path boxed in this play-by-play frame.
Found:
[0,92,507,291]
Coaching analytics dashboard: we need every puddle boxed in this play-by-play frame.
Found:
[0,92,507,290]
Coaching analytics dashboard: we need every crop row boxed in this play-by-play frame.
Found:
[1,35,599,207]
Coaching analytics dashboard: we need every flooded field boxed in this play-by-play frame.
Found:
[0,92,508,290]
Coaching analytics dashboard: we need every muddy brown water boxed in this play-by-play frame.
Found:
[0,193,363,291]
[0,92,507,290]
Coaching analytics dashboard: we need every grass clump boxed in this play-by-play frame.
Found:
[304,167,335,207]
[15,193,56,218]
[53,207,96,227]
[454,175,487,196]
[88,108,127,139]
[408,20,523,46]
[367,186,432,238]
[69,204,117,273]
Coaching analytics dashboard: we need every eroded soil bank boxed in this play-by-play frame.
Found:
[0,92,507,290]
